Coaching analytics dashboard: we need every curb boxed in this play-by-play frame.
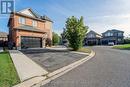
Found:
[47,51,94,77]
[13,50,95,87]
[33,50,95,87]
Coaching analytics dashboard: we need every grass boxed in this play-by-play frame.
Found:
[76,47,91,53]
[0,52,20,87]
[113,44,130,50]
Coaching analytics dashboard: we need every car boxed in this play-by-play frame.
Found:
[108,42,114,46]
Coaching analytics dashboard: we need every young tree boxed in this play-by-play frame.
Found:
[61,28,68,45]
[52,32,60,45]
[65,16,88,50]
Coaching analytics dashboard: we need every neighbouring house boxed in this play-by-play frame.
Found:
[8,8,53,49]
[101,29,124,45]
[0,32,8,47]
[84,30,102,45]
[85,29,124,46]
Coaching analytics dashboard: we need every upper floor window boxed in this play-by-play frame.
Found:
[32,20,37,27]
[118,32,123,36]
[88,34,95,38]
[19,17,25,24]
[105,32,113,36]
[110,33,113,36]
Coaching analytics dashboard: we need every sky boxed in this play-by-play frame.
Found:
[0,0,130,37]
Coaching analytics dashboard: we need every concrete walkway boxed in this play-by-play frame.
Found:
[9,50,48,82]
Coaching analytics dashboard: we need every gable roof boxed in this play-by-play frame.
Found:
[0,32,8,37]
[8,8,53,23]
[86,30,102,38]
[15,25,46,33]
[16,8,53,22]
[8,8,53,27]
[87,30,101,36]
[102,29,124,34]
[41,15,52,22]
[17,8,40,18]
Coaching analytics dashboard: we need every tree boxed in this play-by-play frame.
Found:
[65,16,88,50]
[61,28,68,45]
[61,28,67,40]
[52,32,60,45]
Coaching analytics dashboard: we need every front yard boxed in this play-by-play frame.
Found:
[113,44,130,50]
[0,52,20,87]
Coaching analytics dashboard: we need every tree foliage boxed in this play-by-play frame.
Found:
[65,16,88,50]
[52,32,60,45]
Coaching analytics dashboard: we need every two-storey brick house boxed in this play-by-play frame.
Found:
[8,8,52,49]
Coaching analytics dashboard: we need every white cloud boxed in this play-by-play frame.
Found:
[86,14,130,37]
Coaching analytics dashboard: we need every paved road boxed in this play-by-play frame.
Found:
[43,46,130,87]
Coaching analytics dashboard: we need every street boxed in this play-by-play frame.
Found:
[43,46,130,87]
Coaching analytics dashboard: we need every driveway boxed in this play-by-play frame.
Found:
[42,46,130,87]
[21,49,87,72]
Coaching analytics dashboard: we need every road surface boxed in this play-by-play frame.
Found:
[43,46,130,87]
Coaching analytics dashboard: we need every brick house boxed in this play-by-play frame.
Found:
[8,8,53,49]
[0,32,8,47]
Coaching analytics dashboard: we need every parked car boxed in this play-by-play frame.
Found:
[108,42,114,46]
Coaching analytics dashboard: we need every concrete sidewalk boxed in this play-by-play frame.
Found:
[9,50,48,82]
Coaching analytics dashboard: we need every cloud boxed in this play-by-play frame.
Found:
[88,14,130,20]
[86,14,130,37]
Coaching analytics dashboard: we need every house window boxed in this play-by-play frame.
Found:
[19,17,25,24]
[32,20,37,27]
[108,32,111,36]
[105,33,108,37]
[118,39,122,42]
[118,32,122,36]
[105,32,113,36]
[110,33,113,36]
[88,34,95,38]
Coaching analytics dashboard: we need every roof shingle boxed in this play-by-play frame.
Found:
[15,25,46,33]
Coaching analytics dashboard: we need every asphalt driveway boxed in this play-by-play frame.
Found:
[21,49,87,72]
[42,46,130,87]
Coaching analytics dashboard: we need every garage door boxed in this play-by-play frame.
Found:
[21,36,42,49]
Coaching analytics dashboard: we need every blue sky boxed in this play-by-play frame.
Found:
[0,0,130,36]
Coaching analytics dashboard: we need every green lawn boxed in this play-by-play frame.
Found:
[113,44,130,50]
[77,48,91,53]
[0,52,20,87]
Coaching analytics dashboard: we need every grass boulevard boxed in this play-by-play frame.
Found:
[113,44,130,50]
[0,52,20,87]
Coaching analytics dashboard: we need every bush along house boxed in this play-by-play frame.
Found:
[85,29,124,46]
[8,8,53,49]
